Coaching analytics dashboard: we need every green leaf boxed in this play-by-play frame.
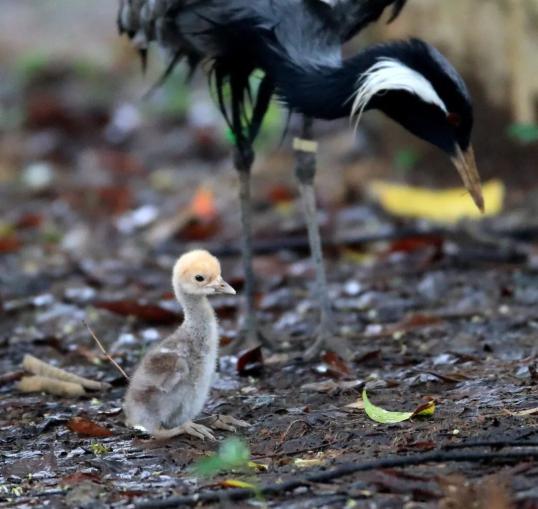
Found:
[362,389,413,424]
[507,123,538,145]
[191,438,251,478]
[362,390,436,424]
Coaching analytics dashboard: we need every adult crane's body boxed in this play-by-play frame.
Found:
[119,0,482,358]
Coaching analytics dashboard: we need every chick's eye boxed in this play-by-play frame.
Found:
[194,275,205,282]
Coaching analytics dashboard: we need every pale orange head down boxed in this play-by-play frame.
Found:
[172,250,236,297]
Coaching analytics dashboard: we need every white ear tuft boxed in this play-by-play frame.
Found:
[351,58,448,130]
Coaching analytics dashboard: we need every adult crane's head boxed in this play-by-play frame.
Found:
[350,39,483,211]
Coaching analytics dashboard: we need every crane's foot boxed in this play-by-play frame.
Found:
[303,324,353,361]
[202,414,251,432]
[153,420,216,441]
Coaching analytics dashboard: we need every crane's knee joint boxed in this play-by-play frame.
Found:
[234,146,254,173]
[295,156,316,184]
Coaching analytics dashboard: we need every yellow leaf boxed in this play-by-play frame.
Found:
[346,399,365,410]
[220,479,257,489]
[412,399,436,417]
[369,179,504,223]
[293,458,325,468]
[247,461,268,472]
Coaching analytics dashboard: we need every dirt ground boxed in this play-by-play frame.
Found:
[1,14,538,509]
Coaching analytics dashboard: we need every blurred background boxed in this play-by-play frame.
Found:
[0,0,537,300]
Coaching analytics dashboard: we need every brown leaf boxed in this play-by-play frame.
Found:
[96,186,133,215]
[61,472,102,485]
[385,313,443,335]
[67,417,113,437]
[0,234,21,253]
[267,184,294,204]
[98,149,144,175]
[318,351,351,378]
[387,235,444,255]
[94,300,179,324]
[16,212,43,229]
[237,345,264,377]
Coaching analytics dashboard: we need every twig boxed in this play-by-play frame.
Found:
[83,321,130,381]
[135,450,538,508]
[444,441,538,450]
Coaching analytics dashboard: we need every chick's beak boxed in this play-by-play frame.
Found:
[451,145,484,213]
[211,276,236,295]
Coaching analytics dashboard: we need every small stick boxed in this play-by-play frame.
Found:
[83,321,130,381]
[23,355,110,390]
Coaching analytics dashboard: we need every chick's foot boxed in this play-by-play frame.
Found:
[203,414,251,432]
[154,420,216,441]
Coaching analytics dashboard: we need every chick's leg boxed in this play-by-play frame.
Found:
[154,421,215,441]
[295,116,352,361]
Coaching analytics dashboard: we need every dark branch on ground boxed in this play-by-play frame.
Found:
[135,449,538,508]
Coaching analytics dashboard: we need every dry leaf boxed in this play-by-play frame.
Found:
[23,354,110,390]
[67,417,113,437]
[17,375,85,397]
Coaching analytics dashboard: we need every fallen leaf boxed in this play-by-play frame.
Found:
[219,479,257,489]
[0,234,21,253]
[301,379,363,394]
[293,457,325,468]
[504,407,538,417]
[369,179,504,223]
[94,300,179,324]
[189,186,216,220]
[247,461,268,472]
[387,235,444,255]
[17,375,85,397]
[67,417,113,437]
[319,351,351,378]
[362,389,436,424]
[412,399,436,417]
[237,346,264,377]
[346,399,365,410]
[61,472,102,486]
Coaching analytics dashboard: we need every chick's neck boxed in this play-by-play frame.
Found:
[176,290,217,335]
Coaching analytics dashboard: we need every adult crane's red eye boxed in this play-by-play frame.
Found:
[447,112,461,127]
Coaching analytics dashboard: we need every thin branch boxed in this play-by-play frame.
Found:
[83,321,130,381]
[444,440,538,450]
[135,450,538,508]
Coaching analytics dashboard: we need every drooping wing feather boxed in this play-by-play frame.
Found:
[142,350,189,392]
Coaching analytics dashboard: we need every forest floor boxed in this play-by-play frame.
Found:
[1,44,538,509]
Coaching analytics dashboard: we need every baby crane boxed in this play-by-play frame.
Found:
[118,0,483,358]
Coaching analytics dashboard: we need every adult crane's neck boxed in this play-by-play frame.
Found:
[271,50,384,120]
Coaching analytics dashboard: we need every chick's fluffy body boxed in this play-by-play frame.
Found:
[123,250,224,434]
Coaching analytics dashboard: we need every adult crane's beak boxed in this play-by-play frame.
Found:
[451,145,484,212]
[211,276,236,295]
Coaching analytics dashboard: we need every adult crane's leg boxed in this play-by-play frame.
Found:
[234,146,259,347]
[294,116,352,360]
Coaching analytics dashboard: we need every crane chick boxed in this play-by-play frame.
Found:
[124,250,248,440]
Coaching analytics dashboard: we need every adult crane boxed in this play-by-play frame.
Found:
[118,0,483,359]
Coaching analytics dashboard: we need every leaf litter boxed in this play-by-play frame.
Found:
[1,25,538,509]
